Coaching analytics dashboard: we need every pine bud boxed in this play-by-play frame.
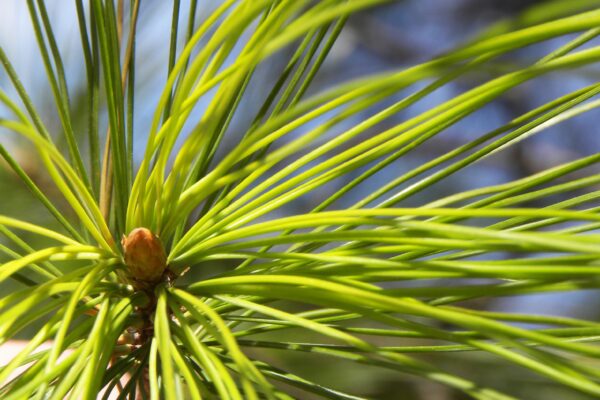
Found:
[121,228,167,283]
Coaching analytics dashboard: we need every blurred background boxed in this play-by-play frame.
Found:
[2,0,600,398]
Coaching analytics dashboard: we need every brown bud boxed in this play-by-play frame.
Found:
[121,228,167,283]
